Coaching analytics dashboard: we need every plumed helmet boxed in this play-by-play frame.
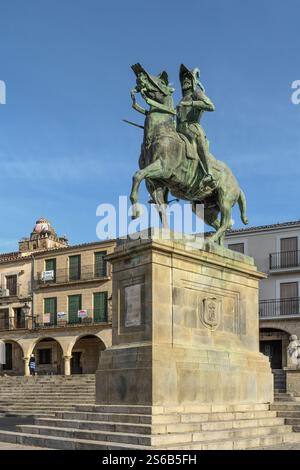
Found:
[179,64,205,92]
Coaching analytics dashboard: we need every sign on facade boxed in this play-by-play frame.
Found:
[41,270,54,281]
[43,313,51,324]
[78,309,88,318]
[57,311,66,320]
[124,284,142,327]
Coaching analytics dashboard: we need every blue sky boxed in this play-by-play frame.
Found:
[0,0,299,252]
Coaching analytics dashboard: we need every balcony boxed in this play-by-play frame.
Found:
[269,251,300,271]
[36,264,108,287]
[259,297,300,319]
[34,309,108,329]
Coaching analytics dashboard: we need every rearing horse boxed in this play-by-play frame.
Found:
[129,64,248,245]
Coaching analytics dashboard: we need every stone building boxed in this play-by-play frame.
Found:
[225,220,300,390]
[0,218,115,376]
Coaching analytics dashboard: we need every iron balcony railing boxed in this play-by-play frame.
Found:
[34,308,108,328]
[36,263,107,286]
[259,297,300,318]
[269,251,300,270]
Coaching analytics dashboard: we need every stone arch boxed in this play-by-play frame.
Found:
[260,327,291,371]
[30,336,64,375]
[68,334,106,375]
[0,339,24,375]
[260,325,294,337]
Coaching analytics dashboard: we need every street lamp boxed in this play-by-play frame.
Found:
[22,302,30,318]
[22,302,33,328]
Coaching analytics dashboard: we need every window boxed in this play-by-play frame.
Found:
[228,243,244,254]
[38,349,52,365]
[0,309,9,330]
[44,297,57,325]
[6,275,17,296]
[94,292,108,322]
[280,237,298,268]
[95,251,107,277]
[45,258,56,282]
[68,294,82,324]
[280,282,299,315]
[69,255,81,281]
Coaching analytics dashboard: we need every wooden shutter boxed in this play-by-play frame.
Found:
[69,255,81,281]
[45,258,56,281]
[68,295,82,324]
[95,252,107,277]
[228,243,244,254]
[93,292,108,322]
[44,297,57,325]
[6,275,17,296]
[0,308,9,329]
[280,282,299,315]
[280,237,298,268]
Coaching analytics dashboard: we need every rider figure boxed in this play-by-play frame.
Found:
[177,64,216,189]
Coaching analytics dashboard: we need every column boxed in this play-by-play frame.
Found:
[23,357,30,376]
[64,356,71,376]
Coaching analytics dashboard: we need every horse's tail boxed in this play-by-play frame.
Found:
[238,189,249,225]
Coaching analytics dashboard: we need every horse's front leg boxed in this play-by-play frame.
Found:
[130,159,165,219]
[209,194,232,245]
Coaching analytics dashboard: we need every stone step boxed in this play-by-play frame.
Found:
[271,403,300,411]
[277,411,300,418]
[53,409,278,425]
[284,418,300,426]
[33,416,286,435]
[165,432,300,450]
[0,430,149,450]
[73,403,271,415]
[0,425,299,450]
[16,423,293,447]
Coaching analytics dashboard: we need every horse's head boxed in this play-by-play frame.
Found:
[131,63,174,104]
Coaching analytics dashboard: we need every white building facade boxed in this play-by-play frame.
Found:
[225,220,300,390]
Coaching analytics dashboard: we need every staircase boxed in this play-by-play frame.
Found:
[0,403,300,450]
[271,392,300,433]
[0,375,96,417]
[273,369,286,392]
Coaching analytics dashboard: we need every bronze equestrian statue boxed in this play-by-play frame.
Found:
[129,63,248,245]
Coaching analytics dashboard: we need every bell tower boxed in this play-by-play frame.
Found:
[19,218,68,254]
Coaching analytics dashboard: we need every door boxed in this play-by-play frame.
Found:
[3,343,12,370]
[280,237,298,268]
[260,340,282,369]
[0,308,9,329]
[280,282,299,315]
[69,255,81,281]
[71,352,82,374]
[15,308,25,329]
[44,297,57,325]
[6,275,17,296]
[68,295,82,324]
[45,258,56,282]
[93,292,108,322]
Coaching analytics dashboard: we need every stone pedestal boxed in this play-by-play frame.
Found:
[286,368,300,395]
[96,231,273,407]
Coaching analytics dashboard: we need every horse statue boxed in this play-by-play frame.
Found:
[129,63,248,245]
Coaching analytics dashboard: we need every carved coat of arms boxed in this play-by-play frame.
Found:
[201,297,221,330]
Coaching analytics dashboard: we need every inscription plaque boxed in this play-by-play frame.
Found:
[124,284,142,327]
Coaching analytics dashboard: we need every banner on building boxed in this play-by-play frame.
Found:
[43,313,51,324]
[57,311,66,320]
[41,270,54,282]
[78,309,88,318]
